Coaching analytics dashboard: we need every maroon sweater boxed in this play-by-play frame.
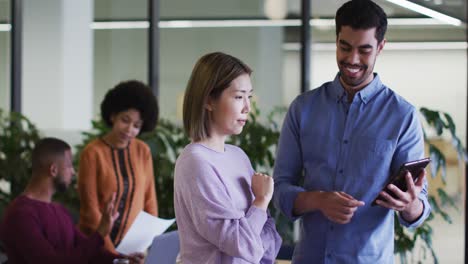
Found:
[0,195,118,264]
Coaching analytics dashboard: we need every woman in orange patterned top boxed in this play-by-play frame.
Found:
[78,80,159,253]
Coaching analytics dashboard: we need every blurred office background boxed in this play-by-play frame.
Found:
[0,0,466,263]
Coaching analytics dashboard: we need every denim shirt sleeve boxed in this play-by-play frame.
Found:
[398,185,431,228]
[273,97,307,221]
[392,108,432,227]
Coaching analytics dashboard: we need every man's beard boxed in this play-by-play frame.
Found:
[338,62,371,87]
[53,176,68,193]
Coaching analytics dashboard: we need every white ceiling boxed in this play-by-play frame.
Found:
[288,0,465,20]
[92,0,466,21]
[0,0,465,22]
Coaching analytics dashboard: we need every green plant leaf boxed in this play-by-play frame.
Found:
[436,188,458,211]
[428,144,447,182]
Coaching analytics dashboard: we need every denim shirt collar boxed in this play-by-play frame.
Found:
[330,73,384,104]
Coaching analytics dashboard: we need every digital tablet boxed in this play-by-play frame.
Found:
[372,158,431,206]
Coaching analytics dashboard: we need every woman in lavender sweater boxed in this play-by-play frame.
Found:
[174,52,282,264]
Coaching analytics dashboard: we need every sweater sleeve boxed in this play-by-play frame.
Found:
[2,208,114,264]
[77,148,115,251]
[177,157,268,263]
[143,145,158,216]
[259,215,283,264]
[78,148,101,235]
[239,147,282,263]
[74,228,120,264]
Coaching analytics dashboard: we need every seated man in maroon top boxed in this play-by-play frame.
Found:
[0,137,144,264]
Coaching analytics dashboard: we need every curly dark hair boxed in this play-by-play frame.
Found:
[100,80,159,133]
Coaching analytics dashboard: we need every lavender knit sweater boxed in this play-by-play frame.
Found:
[174,143,282,264]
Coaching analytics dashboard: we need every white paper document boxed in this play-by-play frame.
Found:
[116,211,175,255]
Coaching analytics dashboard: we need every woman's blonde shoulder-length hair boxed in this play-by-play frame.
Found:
[183,52,252,142]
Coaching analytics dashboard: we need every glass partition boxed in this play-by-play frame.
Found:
[159,0,298,122]
[93,0,148,116]
[0,0,10,111]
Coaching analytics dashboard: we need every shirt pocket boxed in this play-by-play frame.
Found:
[355,136,395,157]
[352,136,396,195]
[357,136,395,156]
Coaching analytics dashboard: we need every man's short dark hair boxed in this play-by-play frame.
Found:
[335,0,388,43]
[100,80,159,133]
[31,138,71,172]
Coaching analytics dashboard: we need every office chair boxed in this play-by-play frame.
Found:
[0,239,7,264]
[145,231,180,264]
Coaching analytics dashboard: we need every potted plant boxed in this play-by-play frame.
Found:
[394,107,466,264]
[0,109,41,217]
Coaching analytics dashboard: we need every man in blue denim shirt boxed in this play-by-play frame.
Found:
[273,0,431,263]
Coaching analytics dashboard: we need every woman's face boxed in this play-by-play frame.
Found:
[207,73,252,138]
[110,108,143,147]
